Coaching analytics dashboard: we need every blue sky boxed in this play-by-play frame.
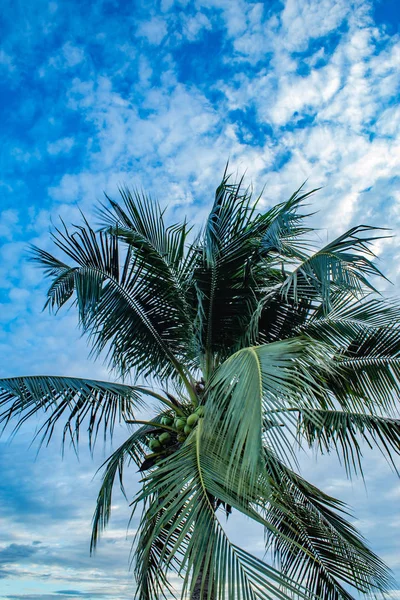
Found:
[1,0,400,598]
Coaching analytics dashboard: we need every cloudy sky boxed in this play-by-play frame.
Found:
[1,0,400,598]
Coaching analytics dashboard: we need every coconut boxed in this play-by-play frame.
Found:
[184,425,192,435]
[149,438,161,451]
[177,433,186,443]
[187,413,199,427]
[175,418,186,431]
[161,416,174,426]
[159,432,171,445]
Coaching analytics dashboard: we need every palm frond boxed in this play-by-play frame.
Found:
[257,183,317,259]
[99,188,198,341]
[132,424,316,600]
[298,408,400,477]
[255,292,312,345]
[30,247,77,311]
[295,295,400,414]
[263,451,393,600]
[91,413,182,550]
[205,338,333,488]
[334,325,400,413]
[189,424,393,600]
[133,491,190,600]
[281,226,389,308]
[192,177,317,375]
[92,428,148,551]
[0,375,144,450]
[30,220,195,382]
[99,187,196,272]
[300,295,400,347]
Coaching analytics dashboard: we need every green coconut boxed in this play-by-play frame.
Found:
[159,432,171,445]
[195,406,205,418]
[161,416,174,426]
[149,438,162,451]
[184,425,192,435]
[175,418,186,431]
[187,413,199,427]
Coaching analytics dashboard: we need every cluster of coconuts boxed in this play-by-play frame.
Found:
[147,405,205,452]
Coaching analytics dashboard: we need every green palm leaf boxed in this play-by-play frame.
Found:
[91,412,183,550]
[263,452,393,600]
[335,326,400,411]
[205,337,333,487]
[133,424,316,600]
[281,226,388,307]
[91,424,151,552]
[192,176,317,374]
[0,375,144,449]
[99,187,196,273]
[190,426,393,600]
[31,222,195,385]
[298,408,400,477]
[99,188,198,347]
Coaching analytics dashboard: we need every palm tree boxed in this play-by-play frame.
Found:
[1,170,400,600]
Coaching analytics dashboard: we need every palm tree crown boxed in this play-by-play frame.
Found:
[1,170,400,600]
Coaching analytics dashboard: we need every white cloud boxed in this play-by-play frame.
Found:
[266,64,341,126]
[195,0,250,37]
[279,0,351,51]
[48,173,82,202]
[11,147,41,165]
[0,210,19,240]
[137,16,168,45]
[62,42,85,67]
[181,11,212,41]
[47,137,75,155]
[375,105,400,137]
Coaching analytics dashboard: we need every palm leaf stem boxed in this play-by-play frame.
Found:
[194,421,217,599]
[173,370,198,407]
[126,420,177,433]
[134,387,186,416]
